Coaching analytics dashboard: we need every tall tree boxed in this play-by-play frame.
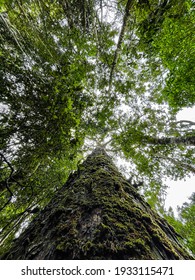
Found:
[0,0,195,257]
[1,148,192,259]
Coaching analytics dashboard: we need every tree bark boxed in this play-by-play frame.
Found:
[1,148,192,259]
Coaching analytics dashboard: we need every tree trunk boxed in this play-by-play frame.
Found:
[1,148,192,259]
[109,0,134,91]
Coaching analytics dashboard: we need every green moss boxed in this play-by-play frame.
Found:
[56,243,65,251]
[142,213,152,222]
[3,149,192,260]
[115,222,128,230]
[124,238,145,250]
[81,240,93,253]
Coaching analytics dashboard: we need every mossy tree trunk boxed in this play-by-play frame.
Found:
[1,148,192,259]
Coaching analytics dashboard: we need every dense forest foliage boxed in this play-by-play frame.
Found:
[0,0,195,256]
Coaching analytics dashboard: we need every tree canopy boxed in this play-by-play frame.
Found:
[0,0,195,255]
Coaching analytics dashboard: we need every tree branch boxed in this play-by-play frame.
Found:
[0,153,14,211]
[0,153,34,212]
[147,135,195,146]
[174,120,195,127]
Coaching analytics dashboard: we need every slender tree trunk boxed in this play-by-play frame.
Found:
[108,0,134,92]
[1,148,192,259]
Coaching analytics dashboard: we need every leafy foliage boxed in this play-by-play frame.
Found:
[137,0,195,109]
[0,0,194,255]
[165,193,195,256]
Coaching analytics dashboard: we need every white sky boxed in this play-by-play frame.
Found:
[165,107,195,213]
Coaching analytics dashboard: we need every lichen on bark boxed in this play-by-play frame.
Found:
[1,148,193,259]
